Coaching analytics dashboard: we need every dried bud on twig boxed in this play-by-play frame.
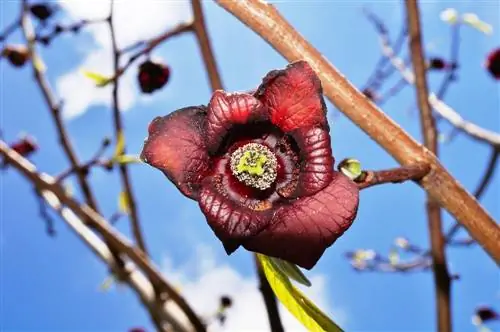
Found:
[137,60,170,94]
[2,45,30,67]
[29,3,55,22]
[485,48,500,80]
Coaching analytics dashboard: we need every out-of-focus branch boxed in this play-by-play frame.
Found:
[0,139,206,332]
[365,9,500,148]
[191,0,223,92]
[19,1,100,212]
[108,0,148,255]
[214,0,500,264]
[405,2,451,331]
[356,163,430,190]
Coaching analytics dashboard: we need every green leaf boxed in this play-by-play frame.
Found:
[118,191,130,215]
[440,8,458,24]
[33,54,46,73]
[388,248,399,265]
[268,257,311,287]
[114,154,142,165]
[82,70,113,87]
[257,254,343,332]
[99,275,115,292]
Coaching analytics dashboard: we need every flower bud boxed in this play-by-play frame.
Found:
[485,48,500,80]
[220,295,233,308]
[2,45,30,68]
[10,135,38,157]
[137,60,170,94]
[30,3,54,21]
[474,306,499,324]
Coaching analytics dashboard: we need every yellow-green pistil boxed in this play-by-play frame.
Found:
[230,143,277,190]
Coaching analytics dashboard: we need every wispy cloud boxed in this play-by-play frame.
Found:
[162,244,347,331]
[56,0,191,119]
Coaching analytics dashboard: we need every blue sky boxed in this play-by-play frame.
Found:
[1,0,499,331]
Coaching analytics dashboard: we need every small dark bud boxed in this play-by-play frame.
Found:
[485,48,500,80]
[104,161,114,171]
[30,4,54,21]
[220,295,233,308]
[475,306,499,323]
[54,25,63,34]
[128,328,146,332]
[428,57,447,70]
[2,45,30,68]
[137,60,170,94]
[71,24,82,34]
[39,36,51,46]
[362,88,377,101]
[10,135,38,157]
[102,137,112,147]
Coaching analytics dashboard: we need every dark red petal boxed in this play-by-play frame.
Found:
[286,126,334,197]
[140,106,210,199]
[205,90,267,152]
[243,172,359,270]
[198,176,273,254]
[255,61,327,132]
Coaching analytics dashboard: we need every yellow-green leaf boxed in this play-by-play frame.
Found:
[114,131,125,158]
[82,70,113,87]
[118,191,130,215]
[99,275,115,292]
[268,257,311,287]
[33,54,46,73]
[388,248,399,265]
[338,158,362,181]
[440,8,458,24]
[462,13,493,35]
[114,154,142,165]
[257,254,343,332]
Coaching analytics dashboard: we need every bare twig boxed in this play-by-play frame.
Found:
[191,0,223,92]
[214,0,500,264]
[356,163,430,190]
[0,139,206,332]
[20,1,100,213]
[406,2,451,330]
[108,0,148,255]
[365,9,500,148]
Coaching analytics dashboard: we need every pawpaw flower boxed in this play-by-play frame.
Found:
[137,60,170,94]
[141,61,359,269]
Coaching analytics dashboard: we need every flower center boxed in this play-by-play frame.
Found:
[230,143,278,190]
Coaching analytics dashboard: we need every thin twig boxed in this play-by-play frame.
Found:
[365,9,500,147]
[0,139,206,332]
[214,0,500,264]
[19,0,100,212]
[191,0,223,92]
[108,0,148,255]
[356,163,430,190]
[405,2,451,331]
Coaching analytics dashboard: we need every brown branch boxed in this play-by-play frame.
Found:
[19,1,99,213]
[0,139,206,332]
[254,256,285,332]
[356,163,430,190]
[406,3,451,331]
[108,1,148,255]
[191,0,223,92]
[214,0,500,264]
[365,9,500,148]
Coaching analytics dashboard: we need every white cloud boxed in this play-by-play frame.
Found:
[162,244,347,332]
[56,0,191,119]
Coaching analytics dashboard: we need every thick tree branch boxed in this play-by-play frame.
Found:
[215,0,500,264]
[356,163,430,190]
[108,0,148,255]
[0,139,206,332]
[19,2,99,212]
[405,1,451,331]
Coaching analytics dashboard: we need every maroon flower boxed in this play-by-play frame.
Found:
[141,61,359,269]
[2,45,30,68]
[30,3,55,21]
[485,48,500,80]
[10,135,38,157]
[475,306,499,323]
[137,60,170,94]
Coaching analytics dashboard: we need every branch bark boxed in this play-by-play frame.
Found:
[0,140,207,332]
[214,0,500,264]
[108,0,148,255]
[406,3,451,330]
[356,163,430,190]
